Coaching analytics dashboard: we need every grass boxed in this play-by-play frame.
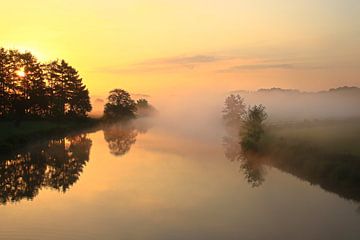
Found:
[265,119,360,155]
[254,119,360,202]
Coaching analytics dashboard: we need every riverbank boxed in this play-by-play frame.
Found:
[0,119,100,154]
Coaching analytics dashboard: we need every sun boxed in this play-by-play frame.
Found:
[16,67,26,77]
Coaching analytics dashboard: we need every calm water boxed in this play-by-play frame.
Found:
[0,117,360,240]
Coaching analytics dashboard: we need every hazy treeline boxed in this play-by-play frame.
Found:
[231,87,360,121]
[0,48,91,121]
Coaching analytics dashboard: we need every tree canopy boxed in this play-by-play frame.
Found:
[0,48,92,121]
[240,105,268,151]
[222,94,247,128]
[103,89,137,121]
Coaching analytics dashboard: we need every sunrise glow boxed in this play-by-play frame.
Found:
[15,67,26,77]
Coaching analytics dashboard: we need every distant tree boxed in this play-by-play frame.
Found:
[222,94,247,128]
[135,98,157,117]
[136,98,149,108]
[103,89,137,120]
[241,105,268,151]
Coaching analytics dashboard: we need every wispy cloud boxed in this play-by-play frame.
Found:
[218,63,294,72]
[94,51,324,75]
[139,55,226,65]
[95,54,231,74]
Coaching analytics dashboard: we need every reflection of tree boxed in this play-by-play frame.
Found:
[0,148,46,204]
[239,155,265,187]
[223,106,360,202]
[44,134,92,192]
[103,125,137,156]
[103,120,152,157]
[0,134,92,204]
[223,134,266,187]
[222,94,268,187]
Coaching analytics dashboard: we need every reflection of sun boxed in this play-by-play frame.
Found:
[16,67,26,77]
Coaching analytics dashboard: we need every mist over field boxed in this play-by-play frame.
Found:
[91,86,360,130]
[231,86,360,122]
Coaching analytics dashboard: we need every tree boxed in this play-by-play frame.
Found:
[241,105,268,151]
[0,48,9,118]
[103,89,137,120]
[19,52,47,118]
[136,98,149,108]
[136,98,157,117]
[45,60,91,119]
[222,94,247,128]
[0,47,92,121]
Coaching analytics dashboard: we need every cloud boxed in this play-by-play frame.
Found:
[133,54,231,70]
[218,63,294,72]
[141,55,225,65]
[95,52,324,75]
[95,54,230,74]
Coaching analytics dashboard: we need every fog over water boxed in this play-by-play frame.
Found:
[1,87,360,239]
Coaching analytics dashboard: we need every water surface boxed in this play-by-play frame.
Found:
[0,118,360,240]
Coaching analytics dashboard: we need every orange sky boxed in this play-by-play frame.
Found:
[1,0,359,98]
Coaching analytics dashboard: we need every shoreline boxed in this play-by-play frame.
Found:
[0,118,101,155]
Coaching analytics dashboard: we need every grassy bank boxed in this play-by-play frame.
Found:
[0,119,100,154]
[257,119,360,201]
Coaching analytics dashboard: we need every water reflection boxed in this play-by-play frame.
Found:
[0,134,92,205]
[223,134,265,187]
[103,120,152,157]
[104,124,138,156]
[0,119,152,205]
[223,120,360,203]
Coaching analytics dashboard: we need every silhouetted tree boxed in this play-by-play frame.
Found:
[0,48,92,121]
[45,60,91,119]
[103,89,137,121]
[0,48,9,118]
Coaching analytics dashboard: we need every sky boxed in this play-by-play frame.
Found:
[1,0,360,98]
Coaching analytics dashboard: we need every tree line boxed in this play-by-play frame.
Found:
[0,48,91,121]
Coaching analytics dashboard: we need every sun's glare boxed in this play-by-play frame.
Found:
[16,68,26,77]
